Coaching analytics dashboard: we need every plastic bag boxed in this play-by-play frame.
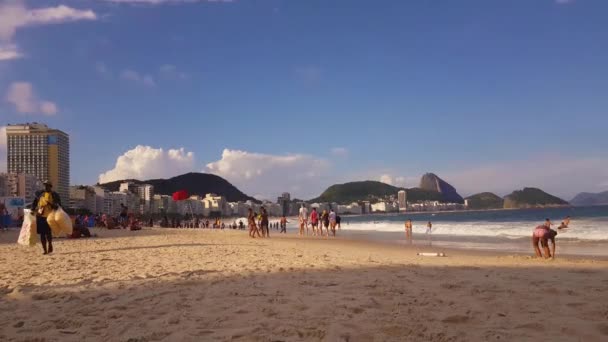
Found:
[18,209,38,247]
[48,207,73,237]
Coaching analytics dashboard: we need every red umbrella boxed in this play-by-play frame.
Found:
[172,190,188,201]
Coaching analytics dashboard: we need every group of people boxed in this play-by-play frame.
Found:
[404,219,433,239]
[297,207,341,237]
[532,216,570,259]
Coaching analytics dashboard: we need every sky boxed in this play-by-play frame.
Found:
[1,0,607,201]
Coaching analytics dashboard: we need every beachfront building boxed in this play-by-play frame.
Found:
[360,201,371,214]
[398,190,407,212]
[69,185,97,213]
[277,192,291,216]
[0,173,43,204]
[6,123,70,202]
[337,202,362,215]
[203,193,227,216]
[93,186,111,215]
[228,202,249,217]
[371,201,398,213]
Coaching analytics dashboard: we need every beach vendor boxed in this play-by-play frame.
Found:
[32,180,61,254]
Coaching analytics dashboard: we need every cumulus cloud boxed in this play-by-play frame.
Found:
[442,156,608,199]
[377,174,418,188]
[98,145,196,183]
[0,1,96,61]
[121,69,156,87]
[330,147,349,157]
[205,149,330,199]
[5,81,58,115]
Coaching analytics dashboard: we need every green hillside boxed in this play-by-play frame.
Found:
[465,192,504,209]
[309,181,442,204]
[503,187,568,209]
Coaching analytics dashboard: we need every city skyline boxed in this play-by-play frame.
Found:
[1,0,608,200]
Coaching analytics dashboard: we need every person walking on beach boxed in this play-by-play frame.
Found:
[426,221,432,234]
[405,219,413,241]
[260,207,270,238]
[310,208,319,236]
[299,205,308,236]
[32,181,61,255]
[329,209,337,237]
[336,214,341,230]
[280,216,288,234]
[320,209,330,237]
[119,203,128,228]
[248,208,261,238]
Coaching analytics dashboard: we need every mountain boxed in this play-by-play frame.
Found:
[419,173,464,204]
[309,181,442,204]
[503,187,568,209]
[98,172,257,203]
[570,191,608,206]
[465,192,504,210]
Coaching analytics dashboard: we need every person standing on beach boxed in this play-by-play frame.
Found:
[310,208,319,236]
[405,219,413,240]
[336,214,341,230]
[119,203,128,228]
[320,209,330,237]
[32,181,61,255]
[426,221,432,234]
[329,209,337,237]
[280,216,288,234]
[298,205,308,236]
[248,208,261,238]
[260,207,270,238]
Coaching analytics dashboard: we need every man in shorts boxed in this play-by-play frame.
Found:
[299,205,308,236]
[310,208,319,236]
[329,209,337,237]
[532,219,557,259]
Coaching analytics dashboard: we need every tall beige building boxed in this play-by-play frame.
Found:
[5,123,70,203]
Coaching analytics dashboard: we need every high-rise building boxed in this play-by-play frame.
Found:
[398,190,407,212]
[6,123,70,202]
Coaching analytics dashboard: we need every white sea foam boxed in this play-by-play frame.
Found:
[339,219,608,241]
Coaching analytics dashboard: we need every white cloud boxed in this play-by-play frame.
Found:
[159,64,189,80]
[377,174,417,188]
[0,43,22,61]
[120,69,156,87]
[5,81,58,115]
[330,147,348,157]
[379,174,393,185]
[98,145,196,183]
[0,1,96,61]
[205,149,330,199]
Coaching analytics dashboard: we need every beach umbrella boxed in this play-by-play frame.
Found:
[172,190,188,201]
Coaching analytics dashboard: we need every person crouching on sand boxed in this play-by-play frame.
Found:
[532,218,557,259]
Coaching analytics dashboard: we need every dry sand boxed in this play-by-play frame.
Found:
[1,228,607,342]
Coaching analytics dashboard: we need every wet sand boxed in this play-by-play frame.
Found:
[1,228,607,341]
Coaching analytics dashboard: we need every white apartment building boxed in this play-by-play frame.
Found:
[398,190,407,212]
[337,202,362,215]
[0,173,42,204]
[69,186,97,213]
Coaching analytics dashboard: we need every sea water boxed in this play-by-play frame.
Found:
[288,206,608,256]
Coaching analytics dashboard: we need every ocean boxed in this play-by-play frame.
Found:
[287,206,608,256]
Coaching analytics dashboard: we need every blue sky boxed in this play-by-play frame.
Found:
[1,0,607,200]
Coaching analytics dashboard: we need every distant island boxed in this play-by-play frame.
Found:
[503,187,568,209]
[98,172,257,203]
[308,180,442,204]
[570,191,608,207]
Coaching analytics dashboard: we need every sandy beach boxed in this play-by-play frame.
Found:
[1,228,607,342]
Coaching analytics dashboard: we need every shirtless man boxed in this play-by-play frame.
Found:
[405,219,413,239]
[299,205,308,236]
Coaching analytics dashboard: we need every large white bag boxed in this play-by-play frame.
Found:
[48,207,73,237]
[18,209,38,247]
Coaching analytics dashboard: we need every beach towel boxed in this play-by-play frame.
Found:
[18,210,38,247]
